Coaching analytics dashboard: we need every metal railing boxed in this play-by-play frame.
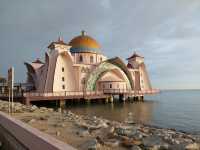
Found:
[23,91,105,97]
[103,89,159,95]
[23,89,159,98]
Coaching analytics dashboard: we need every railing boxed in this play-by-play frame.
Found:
[23,91,105,97]
[0,92,23,97]
[103,89,159,95]
[23,89,159,98]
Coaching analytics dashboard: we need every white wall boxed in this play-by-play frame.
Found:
[53,53,76,92]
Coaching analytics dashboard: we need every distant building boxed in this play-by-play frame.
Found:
[24,31,153,94]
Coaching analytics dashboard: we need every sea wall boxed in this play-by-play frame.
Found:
[0,111,76,150]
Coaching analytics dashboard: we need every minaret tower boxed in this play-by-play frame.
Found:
[127,52,152,91]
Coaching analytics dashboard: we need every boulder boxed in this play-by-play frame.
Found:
[76,129,90,137]
[185,143,200,150]
[131,145,142,150]
[142,135,165,147]
[79,139,100,150]
[115,127,137,137]
[121,139,142,147]
[28,119,36,124]
[56,131,61,136]
[30,105,38,112]
[104,139,120,147]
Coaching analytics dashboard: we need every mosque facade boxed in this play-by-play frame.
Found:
[24,31,154,97]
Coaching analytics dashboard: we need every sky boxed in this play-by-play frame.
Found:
[0,0,200,89]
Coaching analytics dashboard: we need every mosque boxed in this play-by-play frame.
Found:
[24,31,157,102]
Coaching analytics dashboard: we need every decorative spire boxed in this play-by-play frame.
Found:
[81,30,86,36]
[58,36,63,42]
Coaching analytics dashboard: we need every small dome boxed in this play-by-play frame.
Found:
[69,31,101,53]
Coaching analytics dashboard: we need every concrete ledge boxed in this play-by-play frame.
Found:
[0,111,76,150]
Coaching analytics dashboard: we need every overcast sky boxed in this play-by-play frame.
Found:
[0,0,200,89]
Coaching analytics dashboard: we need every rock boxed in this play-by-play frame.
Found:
[28,119,36,124]
[75,120,102,130]
[79,139,100,150]
[39,116,48,121]
[150,144,169,150]
[47,108,54,112]
[109,126,115,133]
[57,108,62,113]
[115,127,137,137]
[30,105,38,112]
[131,145,142,150]
[169,144,185,150]
[56,131,60,136]
[14,106,23,113]
[185,143,200,150]
[76,129,90,137]
[61,123,66,127]
[143,135,164,147]
[104,139,120,147]
[121,139,142,147]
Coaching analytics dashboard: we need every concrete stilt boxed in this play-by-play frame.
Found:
[119,94,126,102]
[85,99,90,104]
[122,95,126,102]
[55,100,59,107]
[139,96,144,101]
[108,95,114,103]
[105,97,109,103]
[135,97,139,101]
[60,100,65,109]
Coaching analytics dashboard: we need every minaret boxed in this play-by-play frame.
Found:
[127,51,144,67]
[47,36,70,54]
[81,30,86,36]
[127,52,152,91]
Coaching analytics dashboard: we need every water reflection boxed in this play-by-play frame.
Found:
[65,100,155,124]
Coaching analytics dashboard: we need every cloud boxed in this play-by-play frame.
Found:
[0,0,200,89]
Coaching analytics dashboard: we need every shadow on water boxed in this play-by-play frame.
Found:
[32,98,156,124]
[65,99,156,124]
[31,90,200,134]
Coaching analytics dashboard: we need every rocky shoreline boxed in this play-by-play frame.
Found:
[0,100,200,150]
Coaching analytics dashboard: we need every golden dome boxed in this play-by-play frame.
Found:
[69,31,101,53]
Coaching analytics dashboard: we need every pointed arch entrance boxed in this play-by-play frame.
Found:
[85,57,134,91]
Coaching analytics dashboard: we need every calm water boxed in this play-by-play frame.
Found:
[65,90,200,134]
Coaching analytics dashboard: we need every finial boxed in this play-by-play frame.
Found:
[58,36,63,42]
[81,30,85,36]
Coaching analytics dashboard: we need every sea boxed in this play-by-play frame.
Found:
[65,90,200,134]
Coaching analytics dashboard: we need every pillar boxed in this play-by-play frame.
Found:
[139,96,144,101]
[85,99,90,104]
[119,94,126,102]
[60,100,65,109]
[105,97,109,103]
[108,95,114,103]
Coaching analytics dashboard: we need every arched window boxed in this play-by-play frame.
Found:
[90,56,94,63]
[100,57,102,62]
[110,84,112,89]
[79,55,83,62]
